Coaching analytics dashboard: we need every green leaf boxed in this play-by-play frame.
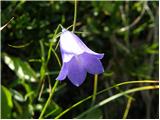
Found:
[1,85,13,118]
[133,23,147,35]
[2,53,37,82]
[144,43,158,54]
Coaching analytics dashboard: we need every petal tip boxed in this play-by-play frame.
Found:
[75,83,80,87]
[56,76,65,81]
[99,53,104,59]
[69,78,85,87]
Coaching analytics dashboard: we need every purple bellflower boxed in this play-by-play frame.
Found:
[56,28,104,87]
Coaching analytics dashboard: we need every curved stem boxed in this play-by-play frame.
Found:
[72,0,77,32]
[39,80,59,119]
[76,85,159,118]
[55,80,158,119]
[51,48,61,67]
[46,24,61,64]
[39,0,78,117]
[39,24,61,119]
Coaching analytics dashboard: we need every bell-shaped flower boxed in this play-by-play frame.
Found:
[56,28,104,87]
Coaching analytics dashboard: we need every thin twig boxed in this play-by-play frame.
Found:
[118,2,146,33]
[0,17,14,31]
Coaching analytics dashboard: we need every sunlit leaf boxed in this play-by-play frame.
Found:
[1,85,13,118]
[2,53,37,82]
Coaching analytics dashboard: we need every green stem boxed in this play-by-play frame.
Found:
[51,48,62,67]
[39,24,62,119]
[39,1,78,116]
[91,74,98,106]
[39,80,59,119]
[72,0,77,32]
[123,95,133,119]
[46,24,60,64]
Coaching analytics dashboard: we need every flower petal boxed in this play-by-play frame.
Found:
[67,56,87,87]
[68,29,104,59]
[61,50,74,62]
[60,29,84,55]
[91,53,104,59]
[79,53,104,74]
[60,28,104,60]
[56,63,68,81]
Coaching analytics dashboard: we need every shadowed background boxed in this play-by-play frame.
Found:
[1,1,159,119]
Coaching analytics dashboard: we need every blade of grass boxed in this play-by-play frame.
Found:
[44,107,59,118]
[55,80,158,118]
[0,17,14,31]
[39,40,46,80]
[76,85,159,118]
[8,40,33,48]
[115,86,135,100]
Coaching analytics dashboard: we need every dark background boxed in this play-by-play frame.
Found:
[1,1,159,119]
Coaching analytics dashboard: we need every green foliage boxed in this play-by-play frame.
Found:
[1,1,159,119]
[2,53,37,82]
[1,85,13,118]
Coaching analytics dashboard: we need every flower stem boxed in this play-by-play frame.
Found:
[39,24,61,119]
[39,0,77,118]
[72,0,77,32]
[46,24,60,64]
[91,74,98,106]
[51,48,61,67]
[39,80,59,119]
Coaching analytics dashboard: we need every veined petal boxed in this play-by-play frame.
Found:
[56,63,68,80]
[67,56,87,87]
[79,53,104,74]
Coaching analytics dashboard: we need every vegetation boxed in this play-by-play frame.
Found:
[1,1,159,119]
